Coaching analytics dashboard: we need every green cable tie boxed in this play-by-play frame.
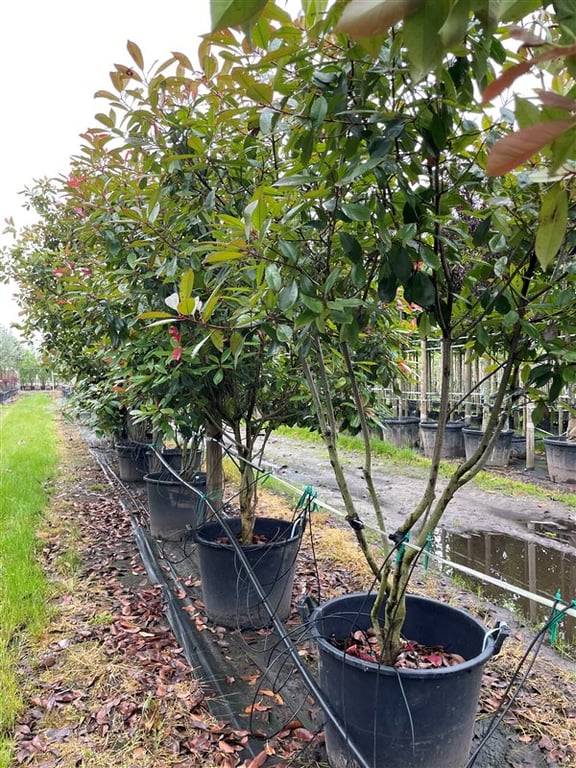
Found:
[424,533,432,571]
[549,589,563,646]
[395,532,410,565]
[296,484,317,511]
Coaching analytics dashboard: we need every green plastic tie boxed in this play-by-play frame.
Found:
[424,533,432,571]
[549,589,563,646]
[296,485,318,512]
[395,532,410,565]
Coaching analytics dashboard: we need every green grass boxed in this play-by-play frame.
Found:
[0,394,59,764]
[275,424,426,465]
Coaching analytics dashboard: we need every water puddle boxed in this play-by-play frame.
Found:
[438,521,576,652]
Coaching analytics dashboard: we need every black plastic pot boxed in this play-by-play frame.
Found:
[544,437,576,483]
[310,592,496,768]
[462,428,514,467]
[381,417,420,449]
[144,471,207,540]
[116,442,147,482]
[419,421,465,459]
[194,517,303,629]
[146,447,183,473]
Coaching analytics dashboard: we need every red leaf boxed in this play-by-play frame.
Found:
[482,60,532,103]
[246,750,269,768]
[291,727,315,742]
[536,90,576,111]
[483,43,576,104]
[172,346,182,362]
[486,120,576,176]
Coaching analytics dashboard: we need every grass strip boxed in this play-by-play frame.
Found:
[0,393,59,765]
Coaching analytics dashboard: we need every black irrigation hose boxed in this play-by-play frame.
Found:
[89,434,562,768]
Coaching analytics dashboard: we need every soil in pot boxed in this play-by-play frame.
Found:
[194,516,303,630]
[310,592,496,768]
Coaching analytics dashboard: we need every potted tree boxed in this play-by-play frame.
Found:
[18,48,312,627]
[203,2,576,766]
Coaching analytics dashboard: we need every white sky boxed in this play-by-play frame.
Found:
[0,1,299,330]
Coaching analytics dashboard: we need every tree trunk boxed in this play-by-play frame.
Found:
[205,417,223,519]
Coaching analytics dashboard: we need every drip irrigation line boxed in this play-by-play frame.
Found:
[129,515,260,747]
[86,442,262,754]
[186,494,373,768]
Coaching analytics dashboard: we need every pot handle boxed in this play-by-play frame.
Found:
[484,621,510,656]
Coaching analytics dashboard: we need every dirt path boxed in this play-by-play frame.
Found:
[262,433,576,550]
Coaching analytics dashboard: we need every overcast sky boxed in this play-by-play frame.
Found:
[0,1,297,331]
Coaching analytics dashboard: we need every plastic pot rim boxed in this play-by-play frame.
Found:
[310,592,495,679]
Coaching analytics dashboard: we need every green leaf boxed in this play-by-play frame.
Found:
[390,243,413,282]
[324,268,341,295]
[229,331,244,359]
[439,0,469,48]
[274,174,317,187]
[476,323,490,351]
[202,286,222,322]
[403,0,451,78]
[210,329,225,352]
[404,271,435,307]
[179,269,195,301]
[278,281,298,310]
[378,273,398,302]
[420,244,441,270]
[310,96,328,130]
[138,311,174,320]
[335,0,425,37]
[279,241,300,263]
[531,401,547,426]
[472,215,492,246]
[265,264,282,292]
[177,297,198,316]
[231,69,273,104]
[340,233,363,264]
[204,250,245,264]
[276,324,293,343]
[210,0,267,31]
[535,183,568,270]
[301,294,324,313]
[341,202,371,221]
